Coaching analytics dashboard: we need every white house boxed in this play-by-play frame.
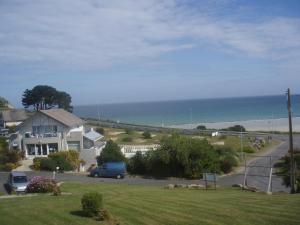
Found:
[9,108,105,160]
[0,109,28,128]
[120,144,159,158]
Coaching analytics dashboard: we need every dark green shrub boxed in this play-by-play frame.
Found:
[122,136,133,142]
[279,154,300,192]
[32,157,45,170]
[219,155,238,173]
[124,128,133,135]
[127,151,147,174]
[214,146,238,174]
[48,150,79,171]
[0,138,22,171]
[222,125,246,132]
[196,125,206,130]
[97,140,125,165]
[53,156,73,171]
[243,146,255,153]
[81,192,103,217]
[34,153,76,171]
[142,131,151,139]
[130,134,219,178]
[95,127,105,135]
[40,158,56,171]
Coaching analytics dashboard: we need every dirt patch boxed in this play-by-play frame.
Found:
[135,139,146,143]
[108,131,124,136]
[110,137,118,141]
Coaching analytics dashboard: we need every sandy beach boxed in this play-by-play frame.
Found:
[169,117,300,132]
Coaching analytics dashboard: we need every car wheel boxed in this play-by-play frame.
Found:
[94,173,99,178]
[116,174,121,179]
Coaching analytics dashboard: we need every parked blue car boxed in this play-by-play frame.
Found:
[90,162,126,179]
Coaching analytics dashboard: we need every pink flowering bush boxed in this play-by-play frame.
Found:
[26,176,58,193]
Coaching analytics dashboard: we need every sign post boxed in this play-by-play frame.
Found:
[203,172,217,190]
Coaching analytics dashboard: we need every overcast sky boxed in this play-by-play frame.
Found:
[0,0,300,107]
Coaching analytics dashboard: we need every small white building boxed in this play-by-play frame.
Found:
[0,109,28,128]
[120,144,159,158]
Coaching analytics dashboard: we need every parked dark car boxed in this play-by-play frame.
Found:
[90,162,126,179]
[7,171,29,193]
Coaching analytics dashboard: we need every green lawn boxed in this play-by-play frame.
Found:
[0,183,299,225]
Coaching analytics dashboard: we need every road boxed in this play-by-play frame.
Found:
[0,134,297,194]
[219,134,300,192]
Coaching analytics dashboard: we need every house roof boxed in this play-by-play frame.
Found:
[84,130,103,141]
[0,109,28,122]
[39,109,84,127]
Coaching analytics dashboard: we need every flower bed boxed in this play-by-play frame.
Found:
[26,176,58,193]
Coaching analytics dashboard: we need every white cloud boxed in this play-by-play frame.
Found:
[0,0,299,70]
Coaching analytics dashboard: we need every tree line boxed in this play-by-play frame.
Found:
[22,85,73,112]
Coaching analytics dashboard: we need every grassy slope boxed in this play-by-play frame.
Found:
[103,127,167,145]
[0,183,299,225]
[103,126,275,153]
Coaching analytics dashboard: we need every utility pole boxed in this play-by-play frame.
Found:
[97,105,100,122]
[189,108,193,130]
[240,126,244,160]
[287,88,296,193]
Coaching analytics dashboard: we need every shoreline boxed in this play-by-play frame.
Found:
[168,117,300,132]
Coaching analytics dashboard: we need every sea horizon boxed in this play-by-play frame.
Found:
[73,94,300,127]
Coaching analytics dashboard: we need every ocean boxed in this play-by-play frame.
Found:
[73,95,300,127]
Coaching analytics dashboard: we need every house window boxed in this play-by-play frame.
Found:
[48,143,58,153]
[37,145,42,155]
[42,144,47,155]
[67,141,80,151]
[32,125,58,134]
[26,144,35,155]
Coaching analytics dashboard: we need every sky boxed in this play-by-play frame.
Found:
[0,0,300,107]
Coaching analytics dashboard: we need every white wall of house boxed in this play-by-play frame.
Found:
[120,145,159,158]
[68,126,84,133]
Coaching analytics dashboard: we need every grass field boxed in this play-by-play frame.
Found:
[102,126,273,149]
[0,183,299,225]
[103,127,168,145]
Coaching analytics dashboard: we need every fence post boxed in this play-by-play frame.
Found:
[267,168,273,194]
[243,157,247,188]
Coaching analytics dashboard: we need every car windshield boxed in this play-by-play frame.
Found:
[13,176,27,183]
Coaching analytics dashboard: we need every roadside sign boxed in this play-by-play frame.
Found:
[203,172,217,190]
